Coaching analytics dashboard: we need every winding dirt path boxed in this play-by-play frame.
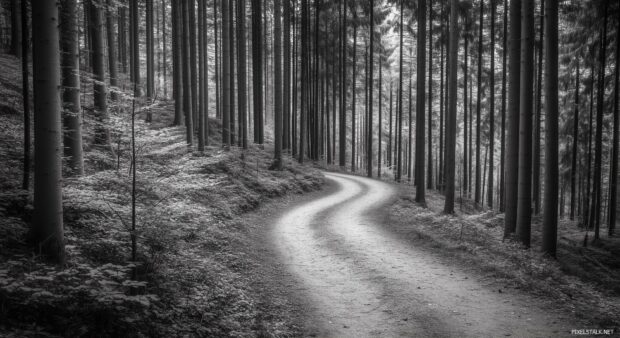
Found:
[272,172,575,337]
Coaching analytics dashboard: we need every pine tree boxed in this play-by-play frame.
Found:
[444,0,458,214]
[32,0,65,263]
[516,0,535,247]
[60,0,84,175]
[89,0,111,150]
[542,0,559,257]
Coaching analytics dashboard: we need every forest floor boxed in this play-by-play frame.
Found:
[0,53,324,337]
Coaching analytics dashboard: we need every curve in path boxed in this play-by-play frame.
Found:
[273,172,572,337]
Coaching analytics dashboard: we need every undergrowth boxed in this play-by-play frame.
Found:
[0,54,323,337]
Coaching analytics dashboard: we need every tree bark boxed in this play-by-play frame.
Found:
[60,0,84,175]
[182,0,194,145]
[444,0,458,214]
[10,0,22,58]
[487,0,496,208]
[21,0,30,188]
[500,0,508,212]
[273,0,283,169]
[32,0,65,263]
[570,61,580,220]
[609,19,620,236]
[89,0,111,150]
[416,0,426,202]
[542,0,558,257]
[106,0,118,101]
[516,0,534,247]
[504,0,521,237]
[475,0,483,206]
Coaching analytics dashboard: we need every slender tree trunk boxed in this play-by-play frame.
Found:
[61,0,84,175]
[106,0,118,101]
[542,0,559,256]
[119,4,127,74]
[215,0,221,120]
[590,0,609,241]
[610,22,620,236]
[504,0,521,237]
[284,0,292,151]
[10,0,21,58]
[367,0,374,178]
[222,0,231,146]
[182,0,194,145]
[388,82,393,169]
[533,0,544,214]
[427,3,433,190]
[475,0,483,206]
[89,0,111,149]
[252,0,263,144]
[397,0,404,182]
[378,52,383,177]
[197,0,205,151]
[228,0,236,145]
[516,0,534,247]
[32,0,65,263]
[130,0,140,96]
[464,18,469,197]
[146,0,154,122]
[273,0,283,169]
[338,0,346,167]
[444,0,458,213]
[172,1,183,125]
[500,0,508,212]
[416,0,426,202]
[162,0,167,98]
[352,9,357,172]
[237,0,247,149]
[571,61,580,220]
[487,0,496,208]
[21,0,30,188]
[189,0,198,130]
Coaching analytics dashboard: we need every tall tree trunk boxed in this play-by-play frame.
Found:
[609,21,620,236]
[338,0,346,167]
[89,0,111,149]
[570,61,580,220]
[197,0,205,151]
[516,0,534,247]
[10,0,22,58]
[475,0,483,206]
[464,17,469,197]
[228,0,236,145]
[106,0,118,101]
[32,0,65,263]
[352,8,357,172]
[427,2,433,190]
[162,0,168,98]
[397,0,404,182]
[146,0,154,122]
[439,0,444,190]
[273,0,283,169]
[533,0,544,214]
[222,0,231,146]
[21,0,30,188]
[416,0,426,202]
[61,0,84,175]
[542,0,559,257]
[172,1,183,125]
[214,0,221,120]
[388,82,393,168]
[504,0,521,237]
[237,0,247,149]
[189,0,198,130]
[252,0,263,144]
[378,50,383,177]
[119,4,127,74]
[367,0,374,178]
[130,0,140,96]
[284,0,292,151]
[444,0,458,213]
[487,0,496,208]
[500,0,508,212]
[182,0,194,145]
[590,0,609,241]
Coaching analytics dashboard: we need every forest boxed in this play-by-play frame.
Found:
[0,0,619,336]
